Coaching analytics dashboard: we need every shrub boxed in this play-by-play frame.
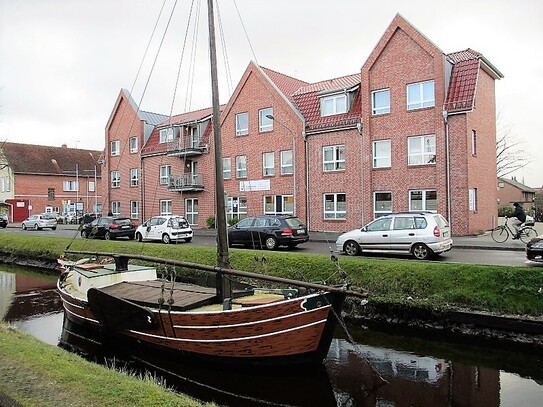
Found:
[498,206,513,217]
[205,216,215,229]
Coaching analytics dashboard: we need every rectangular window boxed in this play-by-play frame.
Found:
[280,150,293,175]
[408,135,436,165]
[5,177,9,192]
[323,145,345,172]
[47,188,55,200]
[372,89,390,115]
[223,157,231,180]
[159,165,171,185]
[236,112,248,136]
[263,152,275,176]
[130,201,139,219]
[110,140,120,156]
[374,192,392,218]
[469,188,477,211]
[185,198,199,225]
[321,93,347,116]
[63,180,79,191]
[471,130,477,156]
[324,193,346,219]
[129,136,138,153]
[407,80,435,110]
[159,127,175,143]
[226,196,248,221]
[88,181,95,192]
[130,168,139,187]
[409,190,437,212]
[373,140,391,168]
[110,171,120,188]
[259,108,273,132]
[236,156,247,178]
[111,201,120,216]
[160,200,172,216]
[263,195,294,215]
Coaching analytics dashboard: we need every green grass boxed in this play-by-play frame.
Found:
[1,233,542,316]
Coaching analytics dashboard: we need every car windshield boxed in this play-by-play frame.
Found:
[115,218,132,226]
[42,214,55,220]
[285,217,304,228]
[433,214,449,228]
[170,217,188,228]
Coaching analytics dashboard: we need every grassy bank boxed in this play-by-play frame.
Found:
[0,323,212,407]
[1,234,542,317]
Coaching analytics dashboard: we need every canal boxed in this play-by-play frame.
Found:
[1,264,542,406]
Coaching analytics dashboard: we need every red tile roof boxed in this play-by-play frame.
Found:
[261,67,309,103]
[1,142,102,176]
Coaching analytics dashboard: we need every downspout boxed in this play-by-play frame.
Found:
[357,122,364,225]
[303,129,309,230]
[140,155,145,221]
[442,110,452,228]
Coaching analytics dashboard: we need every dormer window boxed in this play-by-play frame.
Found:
[320,93,347,117]
[159,127,176,143]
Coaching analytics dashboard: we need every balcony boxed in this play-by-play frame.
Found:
[166,135,206,157]
[168,173,204,192]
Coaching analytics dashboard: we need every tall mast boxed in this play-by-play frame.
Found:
[207,0,231,299]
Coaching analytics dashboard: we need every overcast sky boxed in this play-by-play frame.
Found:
[1,0,542,187]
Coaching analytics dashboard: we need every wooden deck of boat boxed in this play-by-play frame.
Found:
[100,280,218,311]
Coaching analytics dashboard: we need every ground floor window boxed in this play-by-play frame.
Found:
[374,192,392,218]
[263,195,294,215]
[409,190,437,212]
[130,201,139,219]
[160,200,172,216]
[111,201,121,216]
[185,198,198,225]
[226,196,247,221]
[323,193,346,219]
[468,188,477,211]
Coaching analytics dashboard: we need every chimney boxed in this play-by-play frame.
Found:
[61,144,67,149]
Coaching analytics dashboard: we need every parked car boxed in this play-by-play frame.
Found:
[80,216,136,240]
[526,235,543,263]
[227,215,309,250]
[21,213,58,231]
[135,215,193,244]
[0,214,8,228]
[335,212,453,260]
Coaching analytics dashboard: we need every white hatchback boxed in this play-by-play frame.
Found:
[335,212,453,260]
[135,215,193,244]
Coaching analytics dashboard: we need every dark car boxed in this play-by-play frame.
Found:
[0,214,8,228]
[227,215,309,250]
[80,216,137,240]
[526,235,543,263]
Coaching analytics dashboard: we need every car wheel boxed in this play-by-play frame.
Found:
[184,237,192,243]
[412,243,432,260]
[136,233,143,242]
[22,224,27,230]
[162,234,171,244]
[344,240,360,256]
[81,230,88,238]
[104,231,111,240]
[52,227,57,231]
[34,224,40,231]
[264,236,278,250]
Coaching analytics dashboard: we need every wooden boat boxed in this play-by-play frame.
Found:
[57,0,366,366]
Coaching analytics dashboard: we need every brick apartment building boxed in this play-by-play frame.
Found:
[0,143,103,222]
[103,14,502,236]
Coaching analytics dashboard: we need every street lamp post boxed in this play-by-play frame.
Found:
[266,114,296,216]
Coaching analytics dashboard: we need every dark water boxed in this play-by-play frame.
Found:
[1,265,542,406]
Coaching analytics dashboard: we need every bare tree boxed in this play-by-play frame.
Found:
[496,112,533,178]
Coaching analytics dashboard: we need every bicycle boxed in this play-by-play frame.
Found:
[490,217,537,244]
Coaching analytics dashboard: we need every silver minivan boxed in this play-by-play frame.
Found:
[335,212,453,260]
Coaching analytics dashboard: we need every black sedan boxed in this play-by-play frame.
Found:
[526,235,543,263]
[227,215,309,250]
[80,216,137,240]
[0,214,8,228]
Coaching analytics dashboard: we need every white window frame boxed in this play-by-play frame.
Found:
[129,136,138,153]
[469,188,477,211]
[185,198,199,225]
[407,80,435,110]
[408,134,436,166]
[409,190,437,212]
[110,140,120,156]
[223,157,231,180]
[236,112,248,136]
[88,181,95,193]
[323,145,345,172]
[159,165,171,185]
[372,89,390,115]
[373,140,391,168]
[263,195,294,215]
[263,152,275,176]
[259,108,273,132]
[63,180,79,192]
[111,201,120,216]
[226,196,248,221]
[236,156,247,179]
[374,191,392,218]
[130,168,138,187]
[130,201,139,219]
[280,150,293,175]
[160,200,172,216]
[324,193,346,220]
[159,127,175,143]
[320,93,347,117]
[110,171,120,188]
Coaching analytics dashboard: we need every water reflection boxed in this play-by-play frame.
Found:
[2,266,543,406]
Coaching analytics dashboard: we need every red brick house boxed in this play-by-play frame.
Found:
[496,177,536,212]
[104,14,502,235]
[0,142,102,222]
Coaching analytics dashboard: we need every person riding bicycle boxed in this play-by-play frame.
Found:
[509,202,526,239]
